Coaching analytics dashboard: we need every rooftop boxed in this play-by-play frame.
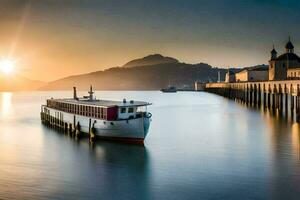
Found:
[236,65,269,74]
[275,52,300,63]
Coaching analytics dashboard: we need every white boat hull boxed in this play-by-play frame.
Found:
[43,107,151,142]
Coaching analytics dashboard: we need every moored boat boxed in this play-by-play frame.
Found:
[40,87,152,144]
[160,86,177,93]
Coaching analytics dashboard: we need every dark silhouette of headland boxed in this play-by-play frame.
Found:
[40,54,241,91]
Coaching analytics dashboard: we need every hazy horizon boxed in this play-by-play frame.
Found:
[0,0,300,81]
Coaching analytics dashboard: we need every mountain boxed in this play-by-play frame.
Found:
[40,59,227,90]
[40,54,267,91]
[123,54,179,68]
[0,74,45,91]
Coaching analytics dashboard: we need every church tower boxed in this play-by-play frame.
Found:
[285,37,294,53]
[271,45,277,60]
[269,45,278,80]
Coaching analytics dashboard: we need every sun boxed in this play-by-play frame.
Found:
[0,59,15,74]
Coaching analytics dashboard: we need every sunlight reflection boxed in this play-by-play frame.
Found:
[0,92,13,118]
[291,123,300,160]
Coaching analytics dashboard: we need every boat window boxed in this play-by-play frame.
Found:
[121,107,126,113]
[97,107,101,118]
[92,107,95,117]
[128,107,134,113]
[103,108,107,120]
[100,108,103,119]
[137,106,146,112]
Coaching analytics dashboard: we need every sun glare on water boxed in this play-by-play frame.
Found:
[0,59,15,74]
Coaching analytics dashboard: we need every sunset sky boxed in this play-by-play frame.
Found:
[1,0,300,81]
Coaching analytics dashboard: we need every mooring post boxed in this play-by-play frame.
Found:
[291,95,294,116]
[274,86,278,110]
[258,85,261,107]
[89,119,96,142]
[279,93,283,112]
[243,87,246,103]
[75,121,81,137]
[69,123,73,134]
[285,92,288,114]
[296,85,300,121]
[275,93,278,111]
[249,86,253,106]
[268,85,271,109]
[296,96,299,121]
[246,85,249,105]
[284,85,288,114]
[254,88,256,106]
[263,85,267,109]
[253,85,257,106]
[272,93,276,111]
[88,118,92,141]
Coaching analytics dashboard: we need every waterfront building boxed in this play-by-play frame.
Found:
[194,81,206,91]
[235,66,269,82]
[225,69,236,83]
[269,38,300,80]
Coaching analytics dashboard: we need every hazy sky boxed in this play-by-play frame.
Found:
[1,0,300,81]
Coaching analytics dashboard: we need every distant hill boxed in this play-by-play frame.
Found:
[123,54,179,68]
[39,54,268,91]
[40,61,227,91]
[0,74,45,91]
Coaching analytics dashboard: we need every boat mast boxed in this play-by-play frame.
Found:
[88,85,94,100]
[73,87,78,100]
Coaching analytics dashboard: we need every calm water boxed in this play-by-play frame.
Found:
[1,91,300,200]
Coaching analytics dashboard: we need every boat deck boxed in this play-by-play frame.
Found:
[49,98,151,108]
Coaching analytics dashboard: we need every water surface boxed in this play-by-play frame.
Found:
[1,91,300,200]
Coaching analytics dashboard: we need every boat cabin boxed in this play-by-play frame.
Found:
[44,87,150,121]
[45,98,149,121]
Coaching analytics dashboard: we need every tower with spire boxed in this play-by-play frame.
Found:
[88,85,94,101]
[271,45,277,60]
[285,36,294,53]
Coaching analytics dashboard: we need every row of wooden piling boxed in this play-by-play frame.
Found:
[205,83,300,121]
[40,112,96,141]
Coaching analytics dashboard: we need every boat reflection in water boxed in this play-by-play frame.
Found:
[84,140,151,200]
[49,128,152,200]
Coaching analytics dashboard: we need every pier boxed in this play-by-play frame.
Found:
[205,80,300,120]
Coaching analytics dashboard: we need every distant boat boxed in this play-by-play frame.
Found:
[160,86,177,93]
[161,77,177,93]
